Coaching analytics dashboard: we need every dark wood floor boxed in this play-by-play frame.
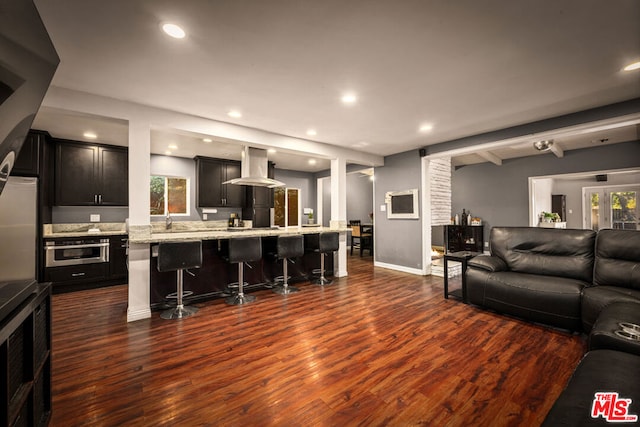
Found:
[50,255,587,426]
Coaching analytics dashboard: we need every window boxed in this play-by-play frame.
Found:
[150,175,189,216]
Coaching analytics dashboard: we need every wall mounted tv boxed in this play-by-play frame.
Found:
[0,0,59,195]
[385,188,419,219]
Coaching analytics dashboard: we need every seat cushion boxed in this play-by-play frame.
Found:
[467,269,585,331]
[581,286,640,332]
[589,302,640,356]
[542,350,640,426]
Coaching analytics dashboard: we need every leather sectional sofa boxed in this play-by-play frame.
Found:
[464,227,640,426]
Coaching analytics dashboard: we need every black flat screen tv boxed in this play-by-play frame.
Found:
[0,0,59,195]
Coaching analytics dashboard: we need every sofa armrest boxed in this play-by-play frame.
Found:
[468,255,507,272]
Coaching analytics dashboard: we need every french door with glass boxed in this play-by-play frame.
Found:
[583,185,639,231]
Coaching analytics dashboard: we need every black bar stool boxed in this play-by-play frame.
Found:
[226,236,262,305]
[157,240,202,320]
[273,234,304,295]
[305,232,339,285]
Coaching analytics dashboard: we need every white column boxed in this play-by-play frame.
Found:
[330,157,348,277]
[127,120,152,322]
[421,157,433,275]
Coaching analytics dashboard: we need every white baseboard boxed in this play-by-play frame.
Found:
[127,306,151,322]
[374,261,427,276]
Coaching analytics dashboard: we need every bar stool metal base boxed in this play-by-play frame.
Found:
[225,261,257,305]
[225,293,257,305]
[160,305,198,320]
[273,284,300,294]
[161,268,198,320]
[311,252,333,286]
[312,276,333,286]
[273,259,300,294]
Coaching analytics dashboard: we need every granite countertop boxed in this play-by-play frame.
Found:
[43,222,127,238]
[44,221,349,242]
[129,224,347,244]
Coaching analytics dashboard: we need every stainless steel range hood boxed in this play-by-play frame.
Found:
[223,146,285,188]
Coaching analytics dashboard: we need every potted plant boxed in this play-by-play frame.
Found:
[541,212,561,223]
[307,211,315,225]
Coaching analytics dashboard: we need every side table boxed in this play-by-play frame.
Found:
[443,251,480,303]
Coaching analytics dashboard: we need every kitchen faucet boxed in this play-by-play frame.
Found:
[166,212,172,230]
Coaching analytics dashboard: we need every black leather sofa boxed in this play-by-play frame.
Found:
[466,227,597,331]
[464,227,640,425]
[581,229,640,332]
[467,227,640,331]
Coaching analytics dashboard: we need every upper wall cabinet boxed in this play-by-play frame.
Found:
[11,130,49,177]
[195,156,244,208]
[54,140,128,206]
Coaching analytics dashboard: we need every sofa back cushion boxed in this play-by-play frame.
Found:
[594,229,640,289]
[491,227,596,282]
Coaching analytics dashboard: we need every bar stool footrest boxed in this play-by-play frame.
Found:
[165,290,194,300]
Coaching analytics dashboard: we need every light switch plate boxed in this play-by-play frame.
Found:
[380,204,386,211]
[90,214,100,222]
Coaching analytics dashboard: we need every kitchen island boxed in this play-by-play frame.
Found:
[128,224,348,309]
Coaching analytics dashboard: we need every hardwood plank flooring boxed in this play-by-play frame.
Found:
[50,255,586,426]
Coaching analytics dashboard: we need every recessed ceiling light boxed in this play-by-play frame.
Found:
[623,61,640,71]
[165,150,172,156]
[267,148,277,154]
[83,132,97,139]
[419,123,434,133]
[168,144,178,150]
[306,129,317,136]
[162,23,186,39]
[228,110,242,118]
[341,93,357,104]
[203,138,212,143]
[308,159,317,165]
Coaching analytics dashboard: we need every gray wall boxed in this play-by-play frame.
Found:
[52,206,128,223]
[452,140,640,244]
[374,149,423,269]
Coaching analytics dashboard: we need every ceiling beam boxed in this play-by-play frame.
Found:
[549,142,564,158]
[477,151,503,165]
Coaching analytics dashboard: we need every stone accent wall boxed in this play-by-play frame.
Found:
[430,157,452,226]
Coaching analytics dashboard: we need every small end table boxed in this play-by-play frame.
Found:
[443,251,480,303]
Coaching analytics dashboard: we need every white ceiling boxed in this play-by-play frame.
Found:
[31,0,640,169]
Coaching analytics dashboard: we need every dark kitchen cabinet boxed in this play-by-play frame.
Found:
[54,140,128,206]
[242,161,275,227]
[11,130,49,177]
[444,225,484,253]
[195,157,244,207]
[1,283,52,427]
[43,235,126,293]
[109,235,128,280]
